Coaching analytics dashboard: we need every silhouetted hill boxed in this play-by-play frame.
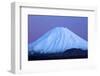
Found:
[28,48,88,61]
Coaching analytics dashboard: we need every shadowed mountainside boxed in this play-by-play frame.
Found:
[28,48,88,61]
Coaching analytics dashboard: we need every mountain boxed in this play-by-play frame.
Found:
[28,27,87,54]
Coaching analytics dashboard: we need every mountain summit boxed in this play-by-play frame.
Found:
[28,27,87,53]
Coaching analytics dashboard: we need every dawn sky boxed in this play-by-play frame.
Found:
[28,15,88,44]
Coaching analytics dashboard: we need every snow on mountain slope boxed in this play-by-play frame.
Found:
[28,27,87,53]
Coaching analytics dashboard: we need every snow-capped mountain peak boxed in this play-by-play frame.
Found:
[28,27,87,53]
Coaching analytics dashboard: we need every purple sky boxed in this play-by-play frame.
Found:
[28,15,88,44]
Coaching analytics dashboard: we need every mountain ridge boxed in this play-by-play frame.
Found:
[28,27,87,54]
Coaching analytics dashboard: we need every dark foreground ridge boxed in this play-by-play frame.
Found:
[28,48,88,61]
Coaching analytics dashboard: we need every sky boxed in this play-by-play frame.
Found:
[28,15,88,44]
